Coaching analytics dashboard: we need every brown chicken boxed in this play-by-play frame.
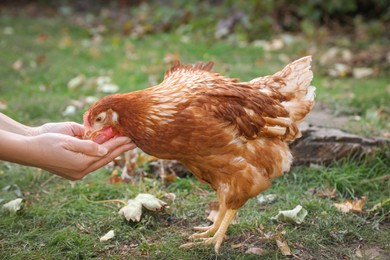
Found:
[83,56,315,252]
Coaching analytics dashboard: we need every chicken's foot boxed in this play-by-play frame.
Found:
[181,209,237,253]
[189,205,227,240]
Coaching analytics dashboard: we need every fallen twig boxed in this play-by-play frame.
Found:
[81,194,127,205]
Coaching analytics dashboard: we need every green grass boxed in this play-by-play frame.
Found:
[0,9,389,259]
[1,155,389,259]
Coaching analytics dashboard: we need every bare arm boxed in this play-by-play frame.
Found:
[0,113,34,135]
[0,113,135,180]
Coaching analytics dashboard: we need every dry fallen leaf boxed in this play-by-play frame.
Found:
[62,105,77,117]
[360,246,384,259]
[328,63,351,78]
[159,160,177,182]
[59,35,73,48]
[317,187,337,199]
[98,83,119,93]
[36,33,49,43]
[76,222,91,234]
[118,199,143,222]
[121,149,140,182]
[355,248,363,258]
[107,169,123,184]
[99,230,115,242]
[367,198,390,213]
[257,194,278,205]
[118,194,168,222]
[2,198,23,214]
[163,192,176,204]
[67,74,85,91]
[334,196,366,213]
[135,193,167,211]
[276,235,292,256]
[3,26,14,35]
[0,100,7,111]
[12,59,23,71]
[163,52,180,64]
[2,184,22,197]
[245,247,268,256]
[353,67,374,79]
[35,54,46,65]
[271,205,308,224]
[106,149,155,183]
[85,96,99,105]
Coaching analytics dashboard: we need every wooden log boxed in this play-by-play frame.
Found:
[290,124,390,165]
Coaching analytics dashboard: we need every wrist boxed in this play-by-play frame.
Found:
[0,130,35,166]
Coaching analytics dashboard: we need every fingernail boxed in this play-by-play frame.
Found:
[98,146,108,156]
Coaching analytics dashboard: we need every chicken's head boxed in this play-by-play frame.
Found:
[83,108,120,144]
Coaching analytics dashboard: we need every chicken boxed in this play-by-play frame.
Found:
[83,56,315,252]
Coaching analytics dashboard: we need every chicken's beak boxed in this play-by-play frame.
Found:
[83,126,116,144]
[83,128,99,140]
[84,130,91,139]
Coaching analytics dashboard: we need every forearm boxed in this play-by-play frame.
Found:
[0,113,34,136]
[0,129,33,166]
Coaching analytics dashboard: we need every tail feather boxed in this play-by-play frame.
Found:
[250,56,315,123]
[248,56,315,141]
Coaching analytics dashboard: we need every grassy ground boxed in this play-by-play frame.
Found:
[0,10,389,259]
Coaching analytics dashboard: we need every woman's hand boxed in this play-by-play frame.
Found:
[26,133,135,180]
[0,120,136,180]
[31,122,86,137]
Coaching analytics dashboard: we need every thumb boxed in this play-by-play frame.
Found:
[64,137,108,156]
[68,122,86,137]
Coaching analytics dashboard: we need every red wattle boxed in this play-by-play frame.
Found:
[91,127,116,144]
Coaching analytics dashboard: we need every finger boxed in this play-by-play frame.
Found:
[68,122,85,137]
[64,137,108,156]
[100,136,132,150]
[82,143,136,174]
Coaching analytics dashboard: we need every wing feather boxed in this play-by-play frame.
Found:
[196,82,291,140]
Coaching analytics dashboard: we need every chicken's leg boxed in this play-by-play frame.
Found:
[181,208,237,253]
[189,204,227,239]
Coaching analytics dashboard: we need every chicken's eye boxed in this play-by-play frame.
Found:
[95,112,106,123]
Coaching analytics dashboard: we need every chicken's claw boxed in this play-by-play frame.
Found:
[183,209,237,253]
[201,236,225,253]
[180,234,226,253]
[189,231,211,240]
[193,225,212,231]
[189,223,221,240]
[179,242,197,249]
